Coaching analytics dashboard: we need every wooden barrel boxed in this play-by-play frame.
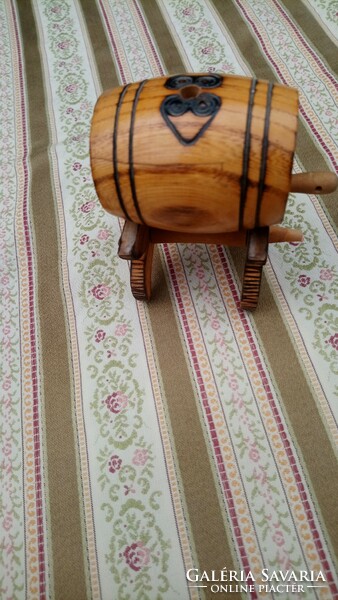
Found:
[90,73,298,234]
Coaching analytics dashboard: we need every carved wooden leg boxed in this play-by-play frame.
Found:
[118,221,154,301]
[240,227,269,311]
[130,243,154,301]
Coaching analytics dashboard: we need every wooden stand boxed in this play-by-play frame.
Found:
[119,221,276,310]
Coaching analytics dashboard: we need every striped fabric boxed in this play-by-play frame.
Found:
[1,1,337,599]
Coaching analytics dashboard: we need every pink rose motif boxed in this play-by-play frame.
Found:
[73,161,82,171]
[3,441,11,455]
[320,268,333,281]
[221,62,233,74]
[3,379,11,391]
[132,449,149,466]
[124,484,135,496]
[272,530,285,547]
[229,378,238,391]
[328,333,338,351]
[98,229,110,240]
[123,541,150,572]
[51,5,61,13]
[91,284,111,300]
[249,447,259,462]
[3,515,12,532]
[298,274,310,287]
[66,107,73,114]
[108,454,122,474]
[211,319,220,331]
[80,234,89,245]
[58,40,70,49]
[66,83,78,93]
[115,323,128,337]
[80,201,95,213]
[104,391,129,413]
[95,329,106,343]
[183,7,193,16]
[201,46,214,55]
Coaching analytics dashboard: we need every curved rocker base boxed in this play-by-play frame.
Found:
[118,221,286,310]
[240,227,269,310]
[130,244,154,301]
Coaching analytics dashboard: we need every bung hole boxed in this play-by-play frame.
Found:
[180,84,200,99]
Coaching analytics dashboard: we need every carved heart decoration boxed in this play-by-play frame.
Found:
[160,92,221,145]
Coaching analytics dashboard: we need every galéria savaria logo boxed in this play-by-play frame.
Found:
[186,568,327,594]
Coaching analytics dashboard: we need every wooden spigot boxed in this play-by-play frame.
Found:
[291,172,338,194]
[279,172,338,244]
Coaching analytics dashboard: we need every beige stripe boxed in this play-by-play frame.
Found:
[137,301,199,599]
[279,0,338,77]
[210,0,338,563]
[138,0,186,74]
[17,1,89,598]
[86,2,240,590]
[80,0,120,89]
[149,251,242,598]
[155,0,195,71]
[299,0,338,46]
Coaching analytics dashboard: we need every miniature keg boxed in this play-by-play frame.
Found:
[90,73,298,234]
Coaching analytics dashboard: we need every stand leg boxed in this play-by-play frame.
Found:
[240,227,269,311]
[118,222,154,301]
[130,243,154,301]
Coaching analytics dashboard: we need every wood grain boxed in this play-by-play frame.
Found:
[90,73,299,234]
